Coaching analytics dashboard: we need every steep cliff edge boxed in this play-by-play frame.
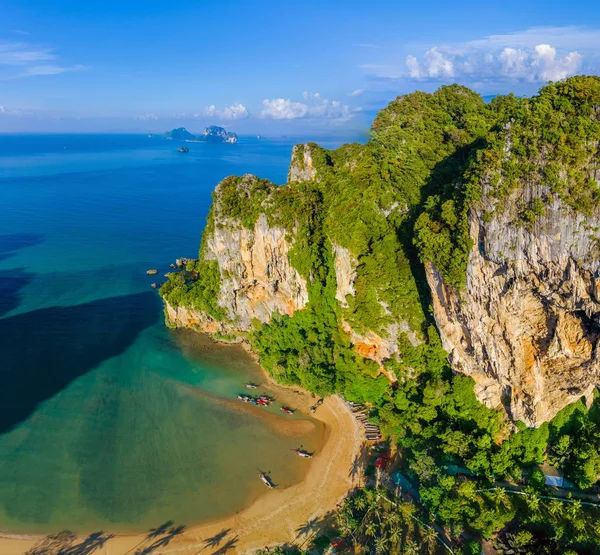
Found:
[160,128,437,392]
[161,174,309,337]
[417,76,600,426]
[425,201,600,426]
[162,77,600,428]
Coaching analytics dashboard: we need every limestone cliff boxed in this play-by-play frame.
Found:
[163,141,425,380]
[426,180,600,427]
[204,211,308,330]
[287,143,322,183]
[163,77,600,428]
[163,174,308,335]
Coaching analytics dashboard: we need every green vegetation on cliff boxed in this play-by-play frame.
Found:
[162,76,600,551]
[415,75,600,288]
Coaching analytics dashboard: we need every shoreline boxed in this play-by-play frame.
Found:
[0,387,363,554]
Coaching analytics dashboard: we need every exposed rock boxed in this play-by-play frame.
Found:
[341,320,399,378]
[164,127,195,140]
[164,301,239,338]
[203,213,309,331]
[202,125,238,144]
[333,244,357,308]
[288,143,320,182]
[164,125,237,144]
[427,181,600,426]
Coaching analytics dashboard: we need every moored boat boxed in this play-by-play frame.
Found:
[295,448,313,459]
[260,472,274,488]
[280,407,294,415]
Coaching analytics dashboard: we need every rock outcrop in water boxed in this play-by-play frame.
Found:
[164,125,238,143]
[162,76,600,426]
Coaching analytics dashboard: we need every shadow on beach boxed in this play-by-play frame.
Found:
[24,530,115,555]
[23,522,187,555]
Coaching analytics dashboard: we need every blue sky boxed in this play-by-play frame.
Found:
[1,0,599,133]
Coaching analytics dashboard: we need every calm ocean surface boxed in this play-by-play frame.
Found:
[0,133,353,533]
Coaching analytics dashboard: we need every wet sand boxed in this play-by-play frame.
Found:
[0,393,363,554]
[178,381,319,439]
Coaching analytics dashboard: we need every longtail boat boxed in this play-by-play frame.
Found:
[260,472,274,488]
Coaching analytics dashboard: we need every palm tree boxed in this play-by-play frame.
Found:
[403,540,420,555]
[384,511,400,530]
[398,501,416,523]
[422,526,438,553]
[364,522,378,538]
[548,499,563,517]
[335,511,355,539]
[388,524,403,550]
[568,499,583,520]
[525,491,540,513]
[492,487,508,508]
[355,495,367,511]
[374,535,389,554]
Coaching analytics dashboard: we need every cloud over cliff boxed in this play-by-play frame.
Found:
[406,43,582,82]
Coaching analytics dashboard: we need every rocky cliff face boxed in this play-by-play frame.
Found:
[164,175,309,335]
[427,180,600,426]
[333,244,357,308]
[204,212,308,330]
[288,143,326,182]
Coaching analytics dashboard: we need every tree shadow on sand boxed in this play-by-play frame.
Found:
[348,443,370,484]
[24,530,115,555]
[134,524,186,554]
[201,528,231,550]
[210,536,238,555]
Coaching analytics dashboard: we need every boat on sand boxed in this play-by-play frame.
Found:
[260,472,275,488]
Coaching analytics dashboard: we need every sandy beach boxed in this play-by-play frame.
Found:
[0,391,363,555]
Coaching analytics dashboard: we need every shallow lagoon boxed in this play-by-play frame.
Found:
[0,134,344,533]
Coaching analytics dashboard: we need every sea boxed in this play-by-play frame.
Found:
[0,133,356,534]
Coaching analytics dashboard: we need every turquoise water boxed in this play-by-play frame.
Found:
[0,134,350,534]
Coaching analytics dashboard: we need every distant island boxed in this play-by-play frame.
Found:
[164,126,238,144]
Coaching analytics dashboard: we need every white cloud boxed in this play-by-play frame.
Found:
[466,26,600,51]
[349,88,364,97]
[203,103,249,120]
[0,104,32,116]
[404,41,582,83]
[405,55,421,78]
[423,47,455,78]
[0,41,55,65]
[135,113,159,121]
[261,93,352,121]
[0,40,85,79]
[261,98,310,119]
[15,64,87,78]
[531,44,582,81]
[361,26,596,85]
